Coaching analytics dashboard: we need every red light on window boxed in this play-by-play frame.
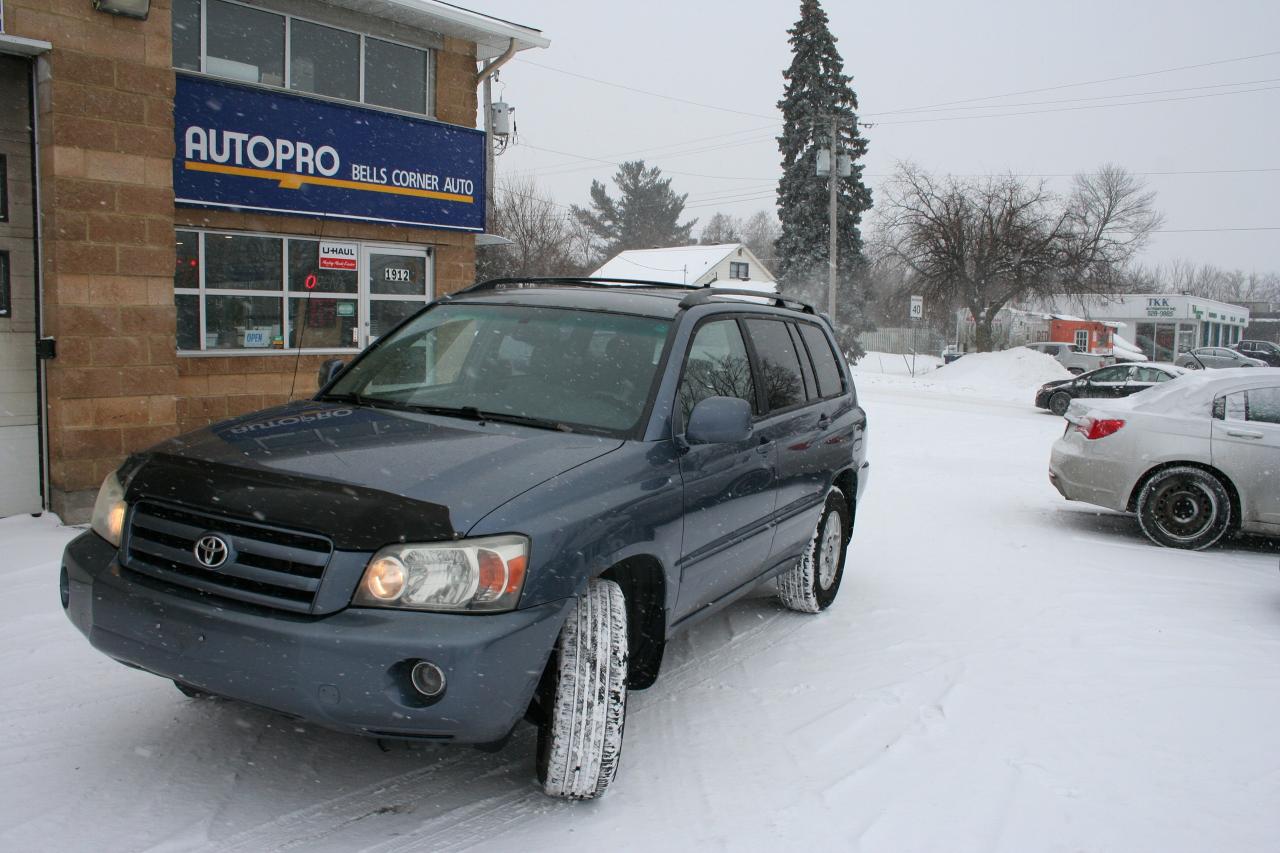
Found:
[305,274,318,290]
[188,259,198,267]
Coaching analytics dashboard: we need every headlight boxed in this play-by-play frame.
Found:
[90,470,128,547]
[353,535,529,612]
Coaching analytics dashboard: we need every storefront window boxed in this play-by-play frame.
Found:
[290,20,360,102]
[205,235,283,291]
[205,295,283,351]
[205,0,285,87]
[174,1,434,116]
[365,38,429,114]
[174,230,432,354]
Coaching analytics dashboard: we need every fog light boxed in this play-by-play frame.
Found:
[410,661,446,698]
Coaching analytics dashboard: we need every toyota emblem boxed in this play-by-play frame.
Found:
[194,535,230,569]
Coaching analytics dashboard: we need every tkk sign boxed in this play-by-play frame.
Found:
[1146,298,1176,318]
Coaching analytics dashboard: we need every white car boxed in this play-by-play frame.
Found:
[1049,368,1280,549]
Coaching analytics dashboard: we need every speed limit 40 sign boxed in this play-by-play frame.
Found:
[909,295,923,320]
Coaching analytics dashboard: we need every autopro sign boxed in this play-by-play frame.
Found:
[173,76,485,232]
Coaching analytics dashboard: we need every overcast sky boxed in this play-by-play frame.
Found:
[471,0,1279,273]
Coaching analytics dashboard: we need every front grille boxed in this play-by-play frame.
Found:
[123,501,333,613]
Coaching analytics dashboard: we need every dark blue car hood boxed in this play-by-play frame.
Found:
[126,402,622,548]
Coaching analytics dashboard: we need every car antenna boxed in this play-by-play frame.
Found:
[1187,348,1208,370]
[289,214,327,401]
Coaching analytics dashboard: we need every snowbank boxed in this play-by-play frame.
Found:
[932,347,1071,388]
[1111,332,1148,362]
[851,350,944,377]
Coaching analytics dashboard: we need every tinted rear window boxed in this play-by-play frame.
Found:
[797,323,844,398]
[744,319,805,411]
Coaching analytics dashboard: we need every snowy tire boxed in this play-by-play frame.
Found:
[777,488,850,613]
[1136,466,1232,550]
[1049,392,1072,417]
[536,578,628,800]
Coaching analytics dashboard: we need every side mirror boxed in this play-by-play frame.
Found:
[686,396,752,444]
[317,358,347,388]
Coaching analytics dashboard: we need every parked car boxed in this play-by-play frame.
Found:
[1035,363,1186,416]
[1049,368,1280,550]
[1233,339,1280,367]
[1174,347,1267,370]
[1025,341,1111,374]
[60,278,870,800]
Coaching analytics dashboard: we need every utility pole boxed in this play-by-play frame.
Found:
[827,115,838,321]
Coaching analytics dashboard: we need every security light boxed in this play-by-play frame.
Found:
[93,0,150,20]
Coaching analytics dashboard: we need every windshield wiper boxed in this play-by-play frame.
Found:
[405,404,571,432]
[317,391,406,412]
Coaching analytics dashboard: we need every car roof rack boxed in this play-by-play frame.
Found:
[677,287,816,315]
[452,276,699,296]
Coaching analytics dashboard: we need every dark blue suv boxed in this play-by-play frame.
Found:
[61,279,869,799]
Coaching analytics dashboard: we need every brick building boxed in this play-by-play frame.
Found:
[0,0,547,518]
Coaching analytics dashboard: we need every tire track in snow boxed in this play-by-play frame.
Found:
[186,596,823,853]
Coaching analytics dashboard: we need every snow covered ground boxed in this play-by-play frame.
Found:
[2,364,1278,852]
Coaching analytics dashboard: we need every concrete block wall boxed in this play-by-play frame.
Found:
[7,0,480,519]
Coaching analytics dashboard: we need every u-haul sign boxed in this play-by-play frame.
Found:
[319,241,357,271]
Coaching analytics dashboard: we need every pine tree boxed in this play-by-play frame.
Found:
[775,0,872,355]
[572,160,697,260]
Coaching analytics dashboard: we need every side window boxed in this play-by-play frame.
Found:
[744,319,806,411]
[786,324,817,400]
[1247,387,1280,425]
[797,322,845,398]
[678,320,756,427]
[1091,366,1130,383]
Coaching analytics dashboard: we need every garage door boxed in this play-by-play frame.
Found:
[0,55,41,517]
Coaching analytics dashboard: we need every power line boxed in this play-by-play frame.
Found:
[873,48,1280,115]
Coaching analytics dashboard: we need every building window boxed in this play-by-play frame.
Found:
[0,252,9,318]
[729,261,749,280]
[1074,330,1089,351]
[173,0,434,116]
[0,154,7,223]
[174,229,432,354]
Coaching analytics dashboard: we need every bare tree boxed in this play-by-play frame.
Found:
[876,163,1162,351]
[699,212,742,245]
[476,176,593,280]
[739,210,781,266]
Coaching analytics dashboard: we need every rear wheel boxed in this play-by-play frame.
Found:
[1136,466,1232,550]
[536,578,628,800]
[1049,391,1072,417]
[777,488,851,613]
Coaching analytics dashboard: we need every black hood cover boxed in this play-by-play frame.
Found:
[126,402,622,550]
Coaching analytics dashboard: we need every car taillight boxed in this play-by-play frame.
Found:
[1075,417,1125,440]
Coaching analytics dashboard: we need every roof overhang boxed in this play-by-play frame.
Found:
[317,0,548,60]
[0,34,53,57]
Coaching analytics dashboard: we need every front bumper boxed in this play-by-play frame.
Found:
[62,532,571,743]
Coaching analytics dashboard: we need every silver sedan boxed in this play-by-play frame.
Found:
[1174,347,1267,370]
[1049,368,1280,549]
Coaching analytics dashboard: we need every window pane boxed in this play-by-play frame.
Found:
[175,230,200,289]
[787,324,817,399]
[171,0,201,72]
[370,253,427,296]
[176,293,200,350]
[204,295,282,350]
[205,234,282,291]
[206,0,285,86]
[287,240,358,293]
[744,319,805,411]
[679,320,755,427]
[290,20,359,101]
[370,300,424,340]
[364,38,427,113]
[798,323,843,397]
[1247,388,1280,425]
[289,297,359,349]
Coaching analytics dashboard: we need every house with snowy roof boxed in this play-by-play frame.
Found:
[590,244,778,293]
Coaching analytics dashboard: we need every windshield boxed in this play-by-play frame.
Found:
[325,303,671,434]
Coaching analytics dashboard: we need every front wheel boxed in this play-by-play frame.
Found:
[777,488,851,613]
[1136,466,1232,550]
[536,578,628,800]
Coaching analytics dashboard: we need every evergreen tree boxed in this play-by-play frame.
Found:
[775,0,872,355]
[572,160,697,260]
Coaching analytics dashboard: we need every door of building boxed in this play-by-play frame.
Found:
[360,245,433,346]
[0,55,41,517]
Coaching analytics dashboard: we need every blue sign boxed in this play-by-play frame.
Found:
[174,76,485,232]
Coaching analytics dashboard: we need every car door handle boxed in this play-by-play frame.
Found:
[1225,429,1264,439]
[817,413,831,428]
[756,438,773,454]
